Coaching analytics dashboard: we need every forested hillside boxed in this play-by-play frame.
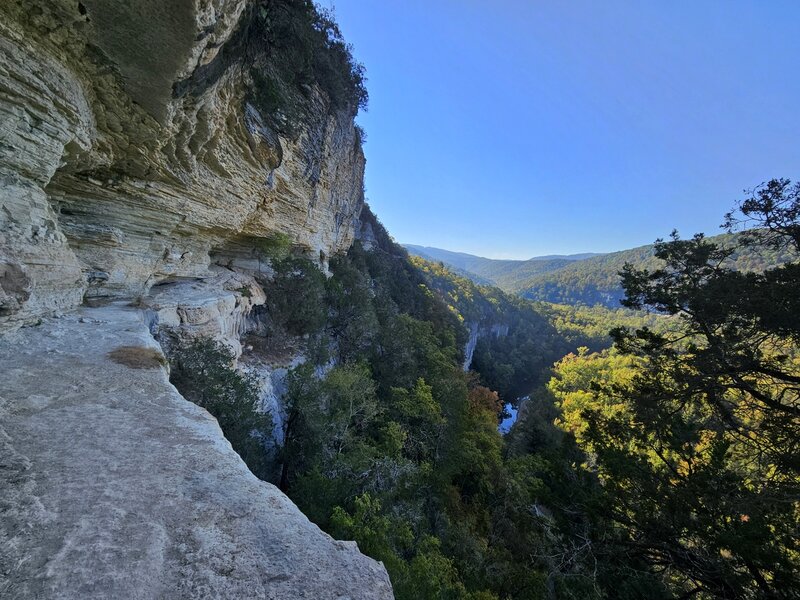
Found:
[407,233,796,308]
[404,244,520,278]
[171,206,668,598]
[410,256,661,400]
[170,178,800,599]
[516,231,796,306]
[404,244,597,290]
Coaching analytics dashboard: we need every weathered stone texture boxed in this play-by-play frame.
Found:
[0,0,365,331]
[0,1,388,597]
[141,267,266,357]
[0,306,393,599]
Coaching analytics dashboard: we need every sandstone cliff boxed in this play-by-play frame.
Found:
[0,1,392,597]
[0,0,365,330]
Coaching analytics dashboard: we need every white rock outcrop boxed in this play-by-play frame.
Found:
[0,1,391,597]
[0,0,365,331]
[141,267,266,358]
[0,306,393,599]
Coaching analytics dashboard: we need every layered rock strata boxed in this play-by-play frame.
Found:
[0,1,389,597]
[0,0,365,331]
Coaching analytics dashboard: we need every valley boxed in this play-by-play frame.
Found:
[406,233,796,307]
[0,2,797,599]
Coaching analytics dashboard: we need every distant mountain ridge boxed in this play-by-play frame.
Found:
[404,245,601,266]
[403,245,603,290]
[404,234,795,308]
[525,252,603,261]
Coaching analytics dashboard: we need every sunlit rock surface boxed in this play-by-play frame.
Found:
[0,305,393,599]
[0,1,389,597]
[0,0,365,331]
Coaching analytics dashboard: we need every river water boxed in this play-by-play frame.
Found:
[498,403,517,434]
[498,395,528,434]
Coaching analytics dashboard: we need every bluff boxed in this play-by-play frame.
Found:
[0,1,392,598]
[0,0,365,330]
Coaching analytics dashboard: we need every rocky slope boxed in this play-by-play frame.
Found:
[0,1,392,597]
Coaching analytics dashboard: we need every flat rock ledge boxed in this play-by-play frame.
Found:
[0,305,393,599]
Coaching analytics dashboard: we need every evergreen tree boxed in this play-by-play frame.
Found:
[578,179,800,598]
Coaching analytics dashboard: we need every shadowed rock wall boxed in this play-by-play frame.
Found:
[0,0,365,330]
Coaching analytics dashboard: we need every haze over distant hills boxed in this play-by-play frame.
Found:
[404,234,795,308]
[404,244,603,289]
[404,245,602,266]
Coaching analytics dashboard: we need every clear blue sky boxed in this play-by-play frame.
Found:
[331,1,800,259]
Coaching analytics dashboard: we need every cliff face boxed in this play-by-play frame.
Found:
[0,1,391,597]
[0,0,365,330]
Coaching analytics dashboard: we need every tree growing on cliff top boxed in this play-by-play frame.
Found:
[248,0,367,125]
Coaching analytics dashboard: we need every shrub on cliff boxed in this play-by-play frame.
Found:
[264,255,328,336]
[169,338,271,478]
[248,0,367,128]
